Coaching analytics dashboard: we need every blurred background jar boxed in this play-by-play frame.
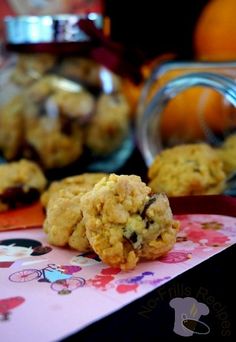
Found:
[0,12,136,178]
[136,62,236,183]
[134,0,236,173]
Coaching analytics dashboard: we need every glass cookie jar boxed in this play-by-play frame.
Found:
[0,14,133,177]
[136,61,236,168]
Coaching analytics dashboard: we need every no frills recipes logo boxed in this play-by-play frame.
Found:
[170,297,210,336]
[139,284,231,337]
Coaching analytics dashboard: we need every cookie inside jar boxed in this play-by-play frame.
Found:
[0,54,133,176]
[0,15,134,178]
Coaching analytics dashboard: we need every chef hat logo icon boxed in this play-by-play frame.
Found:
[170,297,210,336]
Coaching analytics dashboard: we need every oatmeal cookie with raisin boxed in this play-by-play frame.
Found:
[148,143,226,196]
[80,174,179,270]
[0,159,47,212]
[43,173,107,252]
[216,134,236,176]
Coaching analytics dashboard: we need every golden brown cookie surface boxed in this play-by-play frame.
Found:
[0,96,25,160]
[85,93,130,155]
[148,143,226,196]
[80,174,179,271]
[216,134,236,176]
[43,173,107,252]
[0,159,47,211]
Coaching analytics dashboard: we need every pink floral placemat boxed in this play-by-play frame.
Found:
[1,212,236,341]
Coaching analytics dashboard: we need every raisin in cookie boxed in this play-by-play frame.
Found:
[0,159,47,212]
[148,143,226,196]
[43,173,107,251]
[80,174,179,271]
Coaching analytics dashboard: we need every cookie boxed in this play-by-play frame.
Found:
[85,93,130,155]
[59,57,121,90]
[0,54,131,168]
[216,134,236,176]
[0,96,25,160]
[41,172,107,208]
[25,75,57,103]
[80,174,179,271]
[43,173,107,251]
[0,159,47,212]
[24,116,84,169]
[50,89,95,122]
[148,143,226,196]
[11,54,55,86]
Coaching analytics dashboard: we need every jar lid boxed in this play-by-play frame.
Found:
[4,14,103,44]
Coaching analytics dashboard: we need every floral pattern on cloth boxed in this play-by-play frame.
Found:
[173,214,235,258]
[0,213,235,342]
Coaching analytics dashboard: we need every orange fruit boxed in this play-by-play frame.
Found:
[144,0,236,145]
[194,0,236,61]
[148,68,234,144]
[121,53,176,118]
[160,87,233,144]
